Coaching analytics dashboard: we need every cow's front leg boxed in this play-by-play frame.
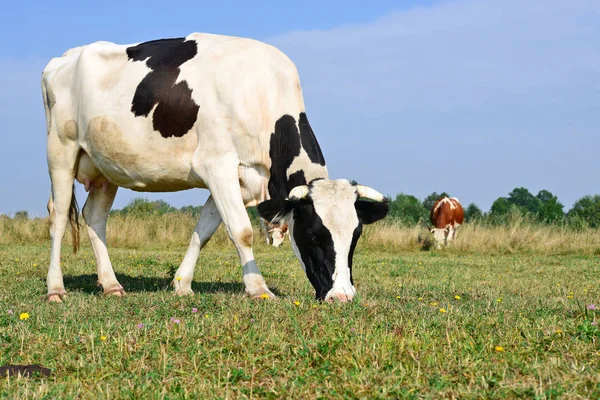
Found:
[173,195,222,295]
[205,159,275,299]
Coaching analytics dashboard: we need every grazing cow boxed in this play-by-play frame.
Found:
[429,197,464,248]
[259,219,288,247]
[42,33,389,303]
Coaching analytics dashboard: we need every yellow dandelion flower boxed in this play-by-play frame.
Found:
[567,295,573,299]
[175,277,182,281]
[259,293,270,299]
[495,346,504,352]
[430,302,438,306]
[556,283,560,287]
[497,298,502,303]
[439,308,447,313]
[100,336,107,341]
[556,329,563,334]
[418,297,423,301]
[293,301,301,306]
[398,284,403,287]
[396,296,401,299]
[454,295,461,300]
[19,313,30,320]
[15,258,20,262]
[312,304,317,308]
[33,263,38,267]
[204,314,210,319]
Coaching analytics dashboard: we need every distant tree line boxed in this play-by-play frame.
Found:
[5,188,600,229]
[389,188,600,229]
[107,197,262,223]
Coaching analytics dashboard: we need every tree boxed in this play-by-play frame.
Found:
[422,192,450,212]
[14,211,29,220]
[113,198,177,216]
[507,187,541,215]
[536,190,564,223]
[490,197,510,216]
[389,194,428,225]
[568,195,600,228]
[464,203,483,222]
[179,205,203,216]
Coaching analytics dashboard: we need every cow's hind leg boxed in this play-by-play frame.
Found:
[205,159,274,298]
[173,196,222,295]
[46,137,79,302]
[82,180,124,296]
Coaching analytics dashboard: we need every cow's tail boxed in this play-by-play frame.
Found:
[69,184,81,254]
[48,186,80,254]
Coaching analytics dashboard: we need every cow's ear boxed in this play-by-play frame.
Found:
[355,199,390,224]
[257,198,310,224]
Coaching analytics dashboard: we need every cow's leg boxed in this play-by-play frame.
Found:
[261,220,271,244]
[446,226,454,243]
[82,181,124,296]
[173,196,222,295]
[207,163,274,298]
[46,139,79,302]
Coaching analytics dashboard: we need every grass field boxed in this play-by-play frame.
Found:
[1,219,600,398]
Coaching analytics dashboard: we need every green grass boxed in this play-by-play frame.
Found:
[1,241,600,399]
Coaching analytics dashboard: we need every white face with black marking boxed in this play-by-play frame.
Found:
[258,179,389,301]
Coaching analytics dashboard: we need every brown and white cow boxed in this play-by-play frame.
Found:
[42,33,389,303]
[429,197,464,248]
[259,219,289,247]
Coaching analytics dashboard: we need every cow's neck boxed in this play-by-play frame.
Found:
[267,113,328,200]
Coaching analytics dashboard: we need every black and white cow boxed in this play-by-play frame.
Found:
[42,33,389,303]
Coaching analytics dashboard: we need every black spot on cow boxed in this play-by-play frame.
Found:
[292,203,336,300]
[126,38,200,138]
[287,170,306,193]
[347,224,362,286]
[268,115,301,200]
[298,112,325,166]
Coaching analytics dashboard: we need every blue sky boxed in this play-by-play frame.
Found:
[1,0,598,216]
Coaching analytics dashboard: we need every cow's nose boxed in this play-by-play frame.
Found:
[328,292,354,302]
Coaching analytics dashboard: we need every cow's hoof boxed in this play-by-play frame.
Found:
[175,288,194,296]
[103,287,126,297]
[46,292,66,303]
[251,290,276,300]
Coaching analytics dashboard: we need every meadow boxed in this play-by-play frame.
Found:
[1,216,600,398]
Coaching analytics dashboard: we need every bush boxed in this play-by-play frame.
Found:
[568,195,600,228]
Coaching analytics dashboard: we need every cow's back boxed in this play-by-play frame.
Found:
[430,197,464,228]
[42,33,306,192]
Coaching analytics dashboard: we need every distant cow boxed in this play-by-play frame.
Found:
[259,219,289,247]
[42,33,389,303]
[429,197,464,248]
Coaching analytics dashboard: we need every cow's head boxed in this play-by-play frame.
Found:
[270,227,286,247]
[429,227,450,248]
[258,179,389,302]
